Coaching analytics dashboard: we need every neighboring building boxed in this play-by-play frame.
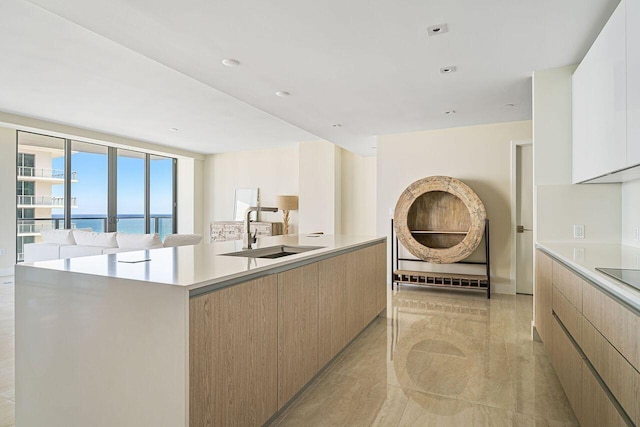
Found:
[16,135,77,261]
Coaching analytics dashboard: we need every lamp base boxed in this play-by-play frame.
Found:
[282,210,290,235]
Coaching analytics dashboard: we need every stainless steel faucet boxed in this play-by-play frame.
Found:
[243,206,278,249]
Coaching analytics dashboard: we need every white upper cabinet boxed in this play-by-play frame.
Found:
[628,0,640,165]
[572,0,628,183]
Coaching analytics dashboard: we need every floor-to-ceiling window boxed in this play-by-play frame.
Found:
[16,131,178,261]
[149,154,175,237]
[70,141,109,232]
[16,133,66,261]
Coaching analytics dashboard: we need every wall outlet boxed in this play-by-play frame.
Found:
[0,249,5,256]
[573,224,585,239]
[573,247,585,262]
[634,226,639,242]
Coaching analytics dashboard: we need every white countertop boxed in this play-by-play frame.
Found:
[537,241,640,314]
[16,234,385,292]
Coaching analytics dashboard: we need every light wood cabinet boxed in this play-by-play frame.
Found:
[552,286,583,347]
[318,254,347,367]
[572,0,628,182]
[538,249,639,427]
[345,249,366,342]
[552,262,583,312]
[375,242,387,314]
[190,242,386,425]
[581,360,629,427]
[189,275,278,427]
[551,317,583,419]
[534,251,553,346]
[277,263,319,409]
[362,245,379,325]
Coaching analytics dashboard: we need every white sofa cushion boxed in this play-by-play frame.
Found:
[116,233,163,249]
[163,234,203,248]
[23,242,67,263]
[73,230,118,248]
[59,245,105,259]
[40,229,76,245]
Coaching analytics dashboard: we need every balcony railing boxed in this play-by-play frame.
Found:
[17,195,77,208]
[17,215,173,237]
[17,166,77,181]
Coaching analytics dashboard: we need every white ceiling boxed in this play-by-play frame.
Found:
[1,0,619,155]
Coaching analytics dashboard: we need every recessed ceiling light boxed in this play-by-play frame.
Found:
[170,127,179,131]
[427,24,449,36]
[443,110,456,115]
[505,103,516,107]
[275,91,290,97]
[440,66,457,74]
[221,58,240,67]
[332,123,342,128]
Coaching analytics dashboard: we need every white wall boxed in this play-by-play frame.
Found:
[298,141,341,234]
[177,157,204,235]
[341,149,376,236]
[533,66,621,244]
[377,120,533,294]
[622,180,640,247]
[204,145,300,234]
[0,127,17,274]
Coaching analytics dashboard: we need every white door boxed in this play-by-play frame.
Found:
[516,145,533,294]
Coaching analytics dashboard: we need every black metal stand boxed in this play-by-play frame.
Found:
[390,219,491,299]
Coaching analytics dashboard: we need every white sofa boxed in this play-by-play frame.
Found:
[24,229,202,263]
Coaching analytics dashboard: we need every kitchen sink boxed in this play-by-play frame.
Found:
[222,245,325,259]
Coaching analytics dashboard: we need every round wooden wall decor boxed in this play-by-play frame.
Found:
[394,176,486,264]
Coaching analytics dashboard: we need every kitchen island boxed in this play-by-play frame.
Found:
[15,234,387,427]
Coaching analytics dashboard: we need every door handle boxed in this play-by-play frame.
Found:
[517,225,532,233]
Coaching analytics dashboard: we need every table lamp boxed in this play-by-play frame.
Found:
[275,195,298,235]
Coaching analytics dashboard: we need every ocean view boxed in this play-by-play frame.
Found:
[54,214,173,239]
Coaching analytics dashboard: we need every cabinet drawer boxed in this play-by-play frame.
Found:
[551,316,583,418]
[552,262,583,312]
[582,317,639,423]
[581,359,629,427]
[582,281,603,330]
[583,280,640,372]
[553,286,582,347]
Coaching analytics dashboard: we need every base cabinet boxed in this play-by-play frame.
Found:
[190,242,386,426]
[534,251,553,346]
[537,249,639,427]
[277,263,319,409]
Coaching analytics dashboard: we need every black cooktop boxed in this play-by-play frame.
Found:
[596,268,640,291]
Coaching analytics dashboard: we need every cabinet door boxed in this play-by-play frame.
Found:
[277,264,319,409]
[534,251,553,348]
[551,317,583,421]
[375,242,387,315]
[362,245,379,324]
[628,0,640,166]
[581,360,628,427]
[345,249,366,342]
[189,275,278,427]
[572,63,591,182]
[573,1,627,182]
[318,254,347,367]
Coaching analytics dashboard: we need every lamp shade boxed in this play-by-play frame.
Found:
[275,195,298,211]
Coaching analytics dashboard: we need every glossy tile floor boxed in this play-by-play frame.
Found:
[0,278,577,427]
[0,276,14,427]
[272,287,579,426]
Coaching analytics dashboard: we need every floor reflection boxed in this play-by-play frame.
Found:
[272,287,579,426]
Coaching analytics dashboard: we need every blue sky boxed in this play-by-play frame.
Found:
[51,153,173,215]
